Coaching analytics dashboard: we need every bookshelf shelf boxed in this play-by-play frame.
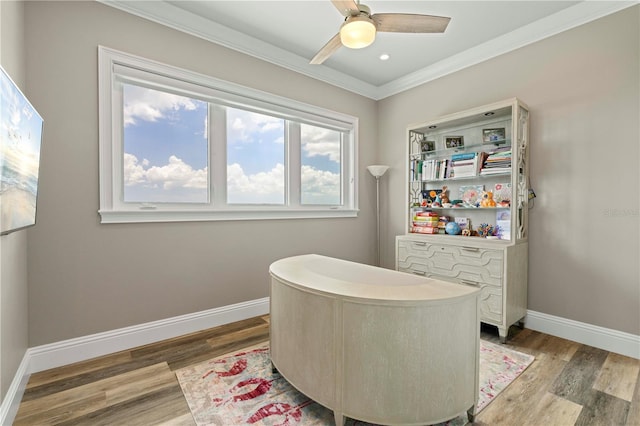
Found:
[410,171,511,183]
[424,206,510,211]
[398,98,530,342]
[414,139,511,160]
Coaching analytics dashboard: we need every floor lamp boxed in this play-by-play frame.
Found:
[367,165,389,267]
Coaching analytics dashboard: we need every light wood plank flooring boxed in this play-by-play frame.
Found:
[15,316,640,425]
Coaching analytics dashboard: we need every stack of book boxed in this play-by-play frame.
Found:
[438,216,449,234]
[412,211,439,234]
[480,147,511,175]
[449,152,478,178]
[410,159,423,181]
[421,159,449,180]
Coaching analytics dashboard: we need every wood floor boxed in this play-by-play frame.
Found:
[14,316,640,426]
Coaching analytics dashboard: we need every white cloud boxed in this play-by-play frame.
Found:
[226,163,339,204]
[124,153,207,190]
[146,156,208,190]
[123,153,148,186]
[123,84,199,127]
[227,108,284,144]
[301,125,341,163]
[301,165,340,203]
[123,154,339,205]
[227,163,284,203]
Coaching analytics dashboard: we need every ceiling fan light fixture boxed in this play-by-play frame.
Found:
[340,16,376,49]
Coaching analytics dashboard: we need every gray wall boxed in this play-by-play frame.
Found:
[20,1,640,351]
[24,1,378,346]
[379,6,639,335]
[0,0,30,401]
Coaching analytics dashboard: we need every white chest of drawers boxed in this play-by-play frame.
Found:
[396,235,527,342]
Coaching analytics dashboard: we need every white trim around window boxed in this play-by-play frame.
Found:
[97,46,358,224]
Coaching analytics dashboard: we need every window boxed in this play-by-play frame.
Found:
[98,47,358,223]
[226,107,285,205]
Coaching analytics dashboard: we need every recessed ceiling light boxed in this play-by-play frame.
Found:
[379,53,390,61]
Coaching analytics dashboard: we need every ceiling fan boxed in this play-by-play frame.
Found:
[310,0,451,65]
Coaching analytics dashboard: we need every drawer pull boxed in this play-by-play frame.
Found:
[410,269,426,276]
[462,247,479,252]
[413,242,427,247]
[461,279,481,287]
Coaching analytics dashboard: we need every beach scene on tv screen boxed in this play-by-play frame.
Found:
[0,67,43,235]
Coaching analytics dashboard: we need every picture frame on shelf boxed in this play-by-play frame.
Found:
[482,128,506,143]
[420,140,436,153]
[445,136,464,149]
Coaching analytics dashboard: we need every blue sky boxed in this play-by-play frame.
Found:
[122,83,341,204]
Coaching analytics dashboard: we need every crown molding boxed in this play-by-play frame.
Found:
[98,0,380,99]
[375,1,638,99]
[99,1,637,101]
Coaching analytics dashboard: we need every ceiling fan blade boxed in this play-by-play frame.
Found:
[310,33,342,65]
[372,13,451,33]
[331,0,359,16]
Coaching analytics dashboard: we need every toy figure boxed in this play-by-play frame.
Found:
[480,191,496,207]
[440,186,450,204]
[477,223,499,237]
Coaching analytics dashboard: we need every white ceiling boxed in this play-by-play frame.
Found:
[102,1,635,99]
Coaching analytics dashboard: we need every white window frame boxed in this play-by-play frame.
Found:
[98,46,358,223]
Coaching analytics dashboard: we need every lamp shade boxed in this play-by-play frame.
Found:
[340,17,376,49]
[367,165,389,178]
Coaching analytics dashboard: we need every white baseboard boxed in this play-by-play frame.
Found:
[0,297,269,426]
[0,354,30,426]
[526,310,640,359]
[2,303,636,426]
[27,297,269,373]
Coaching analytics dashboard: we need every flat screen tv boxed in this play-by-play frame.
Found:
[0,65,44,235]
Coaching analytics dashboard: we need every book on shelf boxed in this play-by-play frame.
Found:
[412,224,438,230]
[454,217,471,230]
[413,216,438,224]
[411,226,439,234]
[421,189,442,204]
[480,168,510,175]
[496,210,511,240]
[480,148,511,175]
[493,183,512,205]
[415,211,439,217]
[450,153,479,178]
[451,152,476,161]
[451,163,478,177]
[459,184,484,206]
[420,159,449,180]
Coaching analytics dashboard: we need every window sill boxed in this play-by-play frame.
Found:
[98,208,359,224]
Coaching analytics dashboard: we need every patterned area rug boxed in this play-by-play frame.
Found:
[176,340,534,425]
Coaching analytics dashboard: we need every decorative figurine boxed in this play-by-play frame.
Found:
[476,223,499,238]
[440,186,450,205]
[480,191,497,207]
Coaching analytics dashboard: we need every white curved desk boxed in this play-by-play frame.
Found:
[269,254,480,425]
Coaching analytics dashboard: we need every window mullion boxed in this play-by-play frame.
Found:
[211,105,227,207]
[288,122,301,207]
